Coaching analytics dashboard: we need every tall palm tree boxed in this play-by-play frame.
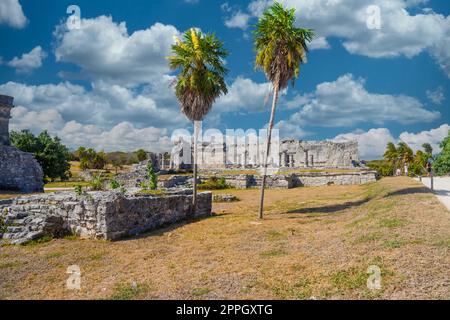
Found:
[168,29,228,213]
[254,2,314,219]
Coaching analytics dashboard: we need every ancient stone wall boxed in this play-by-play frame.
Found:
[0,145,44,193]
[0,190,212,244]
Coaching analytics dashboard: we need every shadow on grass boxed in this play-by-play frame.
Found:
[285,197,373,215]
[118,212,221,242]
[383,187,432,198]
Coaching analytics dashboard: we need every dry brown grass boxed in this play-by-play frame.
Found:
[1,177,449,300]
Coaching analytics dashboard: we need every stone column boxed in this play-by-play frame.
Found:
[304,150,309,167]
[0,95,14,146]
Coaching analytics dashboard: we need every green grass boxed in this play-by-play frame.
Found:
[331,267,367,291]
[44,181,90,188]
[110,282,150,300]
[136,189,166,196]
[266,230,285,241]
[354,232,383,244]
[260,248,287,258]
[191,287,211,297]
[272,278,312,299]
[46,252,63,259]
[378,218,409,228]
[22,236,53,246]
[0,261,23,269]
[384,239,407,248]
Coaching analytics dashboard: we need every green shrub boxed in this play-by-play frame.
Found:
[147,163,158,190]
[367,160,394,177]
[74,185,83,196]
[109,179,121,190]
[198,177,229,190]
[89,173,104,191]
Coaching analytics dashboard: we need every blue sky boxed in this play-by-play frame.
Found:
[0,0,449,159]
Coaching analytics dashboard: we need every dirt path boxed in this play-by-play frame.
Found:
[1,177,449,300]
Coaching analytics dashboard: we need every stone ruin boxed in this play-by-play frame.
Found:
[0,95,44,193]
[170,137,359,171]
[0,190,212,245]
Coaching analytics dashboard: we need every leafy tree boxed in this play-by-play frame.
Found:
[168,28,228,212]
[10,130,71,182]
[433,130,450,176]
[422,143,433,156]
[254,1,314,219]
[135,149,148,162]
[76,147,107,170]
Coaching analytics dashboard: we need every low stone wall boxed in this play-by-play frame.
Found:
[210,171,377,189]
[291,171,378,187]
[0,190,212,244]
[0,145,44,193]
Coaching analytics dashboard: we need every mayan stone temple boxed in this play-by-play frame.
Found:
[0,95,44,193]
[170,137,359,170]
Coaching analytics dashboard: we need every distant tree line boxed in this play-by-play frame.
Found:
[71,148,149,171]
[368,130,450,177]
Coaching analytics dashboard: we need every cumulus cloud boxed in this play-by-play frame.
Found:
[245,0,450,77]
[9,106,172,152]
[308,37,331,50]
[0,0,27,29]
[7,46,47,73]
[333,128,395,159]
[426,86,445,105]
[54,16,180,85]
[399,124,450,154]
[225,11,251,30]
[332,124,450,159]
[282,74,440,127]
[215,77,272,113]
[0,81,187,133]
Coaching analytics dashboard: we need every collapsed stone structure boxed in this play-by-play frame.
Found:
[0,190,212,245]
[170,138,359,170]
[0,95,44,193]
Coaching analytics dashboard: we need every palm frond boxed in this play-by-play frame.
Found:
[253,1,314,89]
[168,28,229,121]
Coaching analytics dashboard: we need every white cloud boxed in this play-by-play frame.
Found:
[246,0,450,77]
[426,86,445,105]
[333,128,395,159]
[0,81,186,131]
[10,106,172,152]
[309,36,331,50]
[54,16,180,85]
[283,74,440,127]
[332,124,450,159]
[399,124,450,154]
[275,120,310,139]
[0,0,27,29]
[225,11,251,30]
[215,76,272,113]
[7,46,47,73]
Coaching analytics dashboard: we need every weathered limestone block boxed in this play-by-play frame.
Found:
[0,190,212,244]
[0,145,44,193]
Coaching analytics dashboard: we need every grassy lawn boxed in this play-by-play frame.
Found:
[1,177,449,300]
[44,181,90,189]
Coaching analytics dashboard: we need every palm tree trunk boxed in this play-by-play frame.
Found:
[259,80,280,219]
[192,120,201,214]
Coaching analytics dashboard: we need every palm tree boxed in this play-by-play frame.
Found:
[168,29,228,213]
[397,142,414,174]
[254,2,314,219]
[383,142,398,164]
